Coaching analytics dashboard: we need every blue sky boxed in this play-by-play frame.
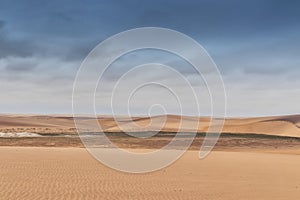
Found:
[0,0,299,116]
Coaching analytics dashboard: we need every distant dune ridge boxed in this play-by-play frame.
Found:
[0,114,299,137]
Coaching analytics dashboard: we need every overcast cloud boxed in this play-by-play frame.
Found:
[0,0,299,116]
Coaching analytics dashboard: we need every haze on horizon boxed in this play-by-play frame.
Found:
[0,0,299,117]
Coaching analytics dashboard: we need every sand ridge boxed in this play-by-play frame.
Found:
[0,114,299,137]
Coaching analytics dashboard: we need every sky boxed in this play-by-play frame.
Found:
[0,0,299,117]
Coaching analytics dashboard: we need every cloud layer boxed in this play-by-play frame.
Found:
[0,0,299,116]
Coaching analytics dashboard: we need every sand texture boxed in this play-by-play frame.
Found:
[0,147,300,200]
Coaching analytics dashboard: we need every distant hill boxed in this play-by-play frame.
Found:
[0,114,299,137]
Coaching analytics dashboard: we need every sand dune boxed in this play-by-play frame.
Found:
[0,114,299,137]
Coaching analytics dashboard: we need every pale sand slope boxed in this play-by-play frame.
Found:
[1,147,300,200]
[0,114,300,137]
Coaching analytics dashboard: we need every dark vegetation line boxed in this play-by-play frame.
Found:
[98,132,300,140]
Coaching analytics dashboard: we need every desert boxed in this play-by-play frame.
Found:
[1,114,300,199]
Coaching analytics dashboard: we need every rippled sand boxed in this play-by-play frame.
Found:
[1,147,300,200]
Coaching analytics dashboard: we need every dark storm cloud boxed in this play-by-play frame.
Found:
[1,0,299,72]
[0,20,5,29]
[0,34,35,58]
[5,59,37,72]
[123,0,300,37]
[0,19,37,58]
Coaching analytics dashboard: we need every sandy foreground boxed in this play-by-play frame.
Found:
[1,147,300,200]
